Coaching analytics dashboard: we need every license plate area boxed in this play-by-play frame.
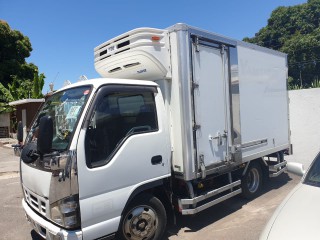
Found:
[25,212,47,239]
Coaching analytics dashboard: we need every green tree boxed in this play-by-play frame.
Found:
[0,20,38,88]
[0,20,45,112]
[32,72,45,98]
[243,0,320,88]
[0,72,45,113]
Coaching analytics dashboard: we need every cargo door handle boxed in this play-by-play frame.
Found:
[151,155,162,165]
[209,131,227,146]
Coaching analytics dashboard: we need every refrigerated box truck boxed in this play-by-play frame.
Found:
[19,23,291,240]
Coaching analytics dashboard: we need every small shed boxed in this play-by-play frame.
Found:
[9,99,45,140]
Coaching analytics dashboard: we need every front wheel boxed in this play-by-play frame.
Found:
[241,161,263,199]
[118,194,167,240]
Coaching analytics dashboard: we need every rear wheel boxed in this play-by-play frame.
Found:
[118,194,167,240]
[241,161,263,199]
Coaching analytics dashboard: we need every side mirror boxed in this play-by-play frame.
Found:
[287,162,305,177]
[12,121,23,156]
[17,121,23,143]
[37,116,53,155]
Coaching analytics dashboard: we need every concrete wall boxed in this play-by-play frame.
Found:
[287,88,320,168]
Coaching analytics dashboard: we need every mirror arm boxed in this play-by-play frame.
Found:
[43,151,60,158]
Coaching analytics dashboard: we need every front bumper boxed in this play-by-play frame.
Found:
[22,199,82,240]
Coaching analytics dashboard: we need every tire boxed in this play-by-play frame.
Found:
[118,194,167,240]
[241,161,263,199]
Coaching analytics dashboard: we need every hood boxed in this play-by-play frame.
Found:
[260,183,320,240]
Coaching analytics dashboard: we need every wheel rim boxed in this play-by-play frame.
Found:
[123,205,158,240]
[247,168,260,193]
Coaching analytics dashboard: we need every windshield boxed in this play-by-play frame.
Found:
[27,86,91,151]
[304,153,320,187]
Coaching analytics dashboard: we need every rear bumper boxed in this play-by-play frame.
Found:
[22,199,82,240]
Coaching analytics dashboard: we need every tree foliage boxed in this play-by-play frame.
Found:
[0,20,45,113]
[0,71,45,113]
[32,72,45,98]
[0,20,39,88]
[243,0,320,88]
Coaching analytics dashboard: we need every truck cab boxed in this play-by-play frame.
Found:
[21,79,172,239]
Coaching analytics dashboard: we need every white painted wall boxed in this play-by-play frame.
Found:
[287,88,320,168]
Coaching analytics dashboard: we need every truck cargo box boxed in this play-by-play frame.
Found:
[94,23,290,181]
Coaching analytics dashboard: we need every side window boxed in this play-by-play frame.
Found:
[85,88,158,168]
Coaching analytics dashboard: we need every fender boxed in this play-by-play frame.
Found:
[122,178,167,214]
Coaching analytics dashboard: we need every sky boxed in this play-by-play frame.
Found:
[1,0,307,93]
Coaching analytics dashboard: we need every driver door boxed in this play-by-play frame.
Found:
[76,84,170,239]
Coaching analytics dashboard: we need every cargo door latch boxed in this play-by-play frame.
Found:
[209,131,226,146]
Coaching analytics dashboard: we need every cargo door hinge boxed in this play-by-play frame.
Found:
[194,36,200,52]
[193,124,201,131]
[220,44,226,55]
[199,154,206,179]
[192,82,199,90]
[230,145,241,154]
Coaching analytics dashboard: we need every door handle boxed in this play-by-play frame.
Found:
[151,155,162,165]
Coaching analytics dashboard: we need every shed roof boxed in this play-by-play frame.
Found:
[9,98,45,106]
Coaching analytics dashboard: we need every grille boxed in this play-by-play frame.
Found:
[24,187,47,216]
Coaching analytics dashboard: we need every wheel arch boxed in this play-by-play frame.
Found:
[121,178,173,219]
[242,158,268,178]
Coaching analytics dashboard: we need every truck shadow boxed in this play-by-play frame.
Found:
[164,172,297,239]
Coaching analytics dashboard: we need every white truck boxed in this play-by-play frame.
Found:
[19,23,291,240]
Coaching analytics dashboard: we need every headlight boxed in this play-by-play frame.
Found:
[50,195,81,229]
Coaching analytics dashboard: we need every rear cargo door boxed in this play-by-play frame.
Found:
[192,38,231,167]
